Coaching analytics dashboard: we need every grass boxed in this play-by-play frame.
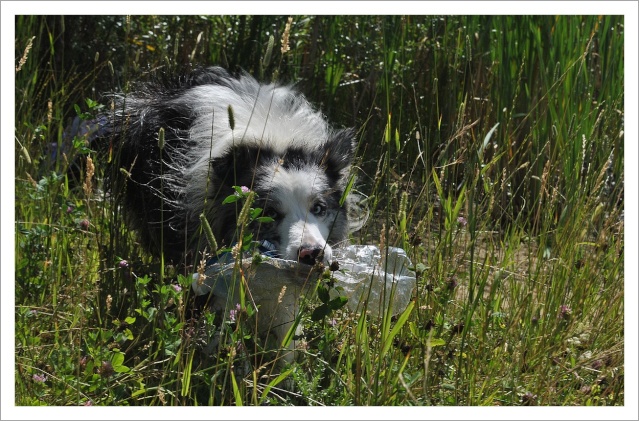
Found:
[13,15,625,408]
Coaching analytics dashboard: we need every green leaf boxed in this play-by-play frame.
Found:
[85,98,99,109]
[259,368,294,405]
[381,300,415,357]
[111,351,125,366]
[452,184,466,222]
[427,337,446,347]
[137,275,152,286]
[122,328,134,341]
[180,350,194,397]
[311,304,330,322]
[317,284,330,304]
[113,365,130,373]
[111,351,130,373]
[384,113,392,144]
[241,233,254,246]
[432,169,444,200]
[230,371,243,406]
[280,313,303,348]
[339,173,356,206]
[222,194,240,204]
[131,387,147,398]
[328,296,348,310]
[478,122,500,161]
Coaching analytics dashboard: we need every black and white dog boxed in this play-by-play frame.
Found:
[103,66,363,268]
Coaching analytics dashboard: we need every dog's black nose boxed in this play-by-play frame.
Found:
[298,246,323,265]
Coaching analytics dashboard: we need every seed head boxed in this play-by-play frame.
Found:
[16,36,35,73]
[227,105,235,130]
[99,361,114,378]
[281,17,293,54]
[277,285,287,304]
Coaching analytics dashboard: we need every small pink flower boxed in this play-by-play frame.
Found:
[33,373,47,383]
[171,284,182,293]
[229,303,241,322]
[79,219,90,230]
[558,305,572,320]
[119,260,129,268]
[240,186,250,194]
[457,216,467,226]
[66,206,74,214]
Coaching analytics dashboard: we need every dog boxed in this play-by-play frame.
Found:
[99,66,366,365]
[102,66,362,267]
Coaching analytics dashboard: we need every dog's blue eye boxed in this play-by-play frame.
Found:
[311,203,327,217]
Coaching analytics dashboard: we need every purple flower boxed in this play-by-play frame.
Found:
[457,216,467,226]
[32,373,47,383]
[83,400,94,406]
[119,259,129,268]
[79,219,90,230]
[66,206,74,214]
[171,284,182,293]
[559,305,572,320]
[229,303,241,322]
[234,186,251,197]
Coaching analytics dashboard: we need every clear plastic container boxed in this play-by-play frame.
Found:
[191,245,416,318]
[331,245,417,317]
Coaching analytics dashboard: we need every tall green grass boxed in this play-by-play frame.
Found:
[14,15,623,406]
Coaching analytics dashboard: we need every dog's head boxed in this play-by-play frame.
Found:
[209,128,360,265]
[173,67,368,265]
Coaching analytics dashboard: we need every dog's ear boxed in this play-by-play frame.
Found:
[320,128,357,182]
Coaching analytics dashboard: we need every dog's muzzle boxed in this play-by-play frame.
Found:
[298,245,325,265]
